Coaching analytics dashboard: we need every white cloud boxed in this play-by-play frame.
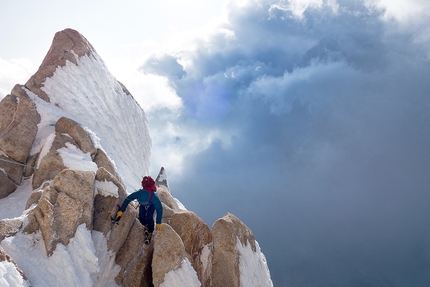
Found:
[0,57,36,99]
[365,0,430,23]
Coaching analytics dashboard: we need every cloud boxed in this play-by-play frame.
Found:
[140,0,430,285]
[0,57,36,99]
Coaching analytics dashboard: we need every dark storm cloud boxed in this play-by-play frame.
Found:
[146,1,430,286]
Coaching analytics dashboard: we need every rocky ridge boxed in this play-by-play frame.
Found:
[0,29,272,286]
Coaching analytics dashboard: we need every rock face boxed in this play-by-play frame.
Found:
[0,84,40,198]
[0,28,272,287]
[212,213,257,287]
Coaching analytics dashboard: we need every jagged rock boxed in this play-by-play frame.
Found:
[0,85,40,163]
[25,29,95,102]
[115,219,153,287]
[211,212,256,287]
[93,148,123,187]
[170,210,213,287]
[0,171,17,199]
[0,94,17,133]
[106,203,138,254]
[55,117,97,156]
[156,186,181,223]
[93,167,127,235]
[33,169,95,255]
[24,152,39,177]
[155,167,169,190]
[152,223,190,287]
[25,189,43,210]
[0,246,29,284]
[0,85,40,198]
[31,132,76,189]
[0,219,23,242]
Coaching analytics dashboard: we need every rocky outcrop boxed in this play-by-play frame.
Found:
[33,169,95,255]
[170,211,213,287]
[0,84,40,198]
[212,212,256,287]
[0,219,23,242]
[152,223,190,286]
[25,28,95,102]
[157,186,181,224]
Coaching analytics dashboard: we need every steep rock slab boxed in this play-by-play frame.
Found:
[31,132,73,189]
[0,85,40,197]
[211,212,256,287]
[93,148,123,186]
[115,219,153,287]
[0,171,17,199]
[25,28,94,102]
[33,169,95,255]
[170,210,213,287]
[93,167,127,235]
[152,223,191,287]
[106,204,138,254]
[0,85,40,163]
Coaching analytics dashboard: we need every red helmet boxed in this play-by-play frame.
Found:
[141,176,156,191]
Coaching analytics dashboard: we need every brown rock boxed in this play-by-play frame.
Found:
[55,117,97,156]
[170,210,213,287]
[0,85,40,163]
[0,94,18,133]
[25,189,43,209]
[31,132,76,189]
[0,219,23,242]
[93,167,127,235]
[115,219,153,287]
[106,204,138,254]
[156,186,181,223]
[211,212,256,287]
[0,169,17,199]
[25,29,95,102]
[33,169,95,255]
[152,223,191,286]
[93,150,124,187]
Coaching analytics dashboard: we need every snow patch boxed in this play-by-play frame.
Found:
[160,258,201,287]
[0,225,120,287]
[0,260,30,287]
[58,142,98,172]
[236,238,273,287]
[94,180,119,197]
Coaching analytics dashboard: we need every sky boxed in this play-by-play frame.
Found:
[2,0,430,286]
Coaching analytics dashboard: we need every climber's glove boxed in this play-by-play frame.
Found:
[113,210,123,223]
[155,224,163,231]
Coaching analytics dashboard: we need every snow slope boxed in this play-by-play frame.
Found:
[37,52,151,192]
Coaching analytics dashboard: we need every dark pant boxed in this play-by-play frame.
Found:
[139,204,155,233]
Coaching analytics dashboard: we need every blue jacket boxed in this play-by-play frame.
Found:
[119,189,163,224]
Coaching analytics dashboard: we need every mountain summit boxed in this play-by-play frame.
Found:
[0,28,273,287]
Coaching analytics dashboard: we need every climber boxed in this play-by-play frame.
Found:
[113,176,163,244]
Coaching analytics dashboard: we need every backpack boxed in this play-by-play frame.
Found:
[141,176,156,202]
